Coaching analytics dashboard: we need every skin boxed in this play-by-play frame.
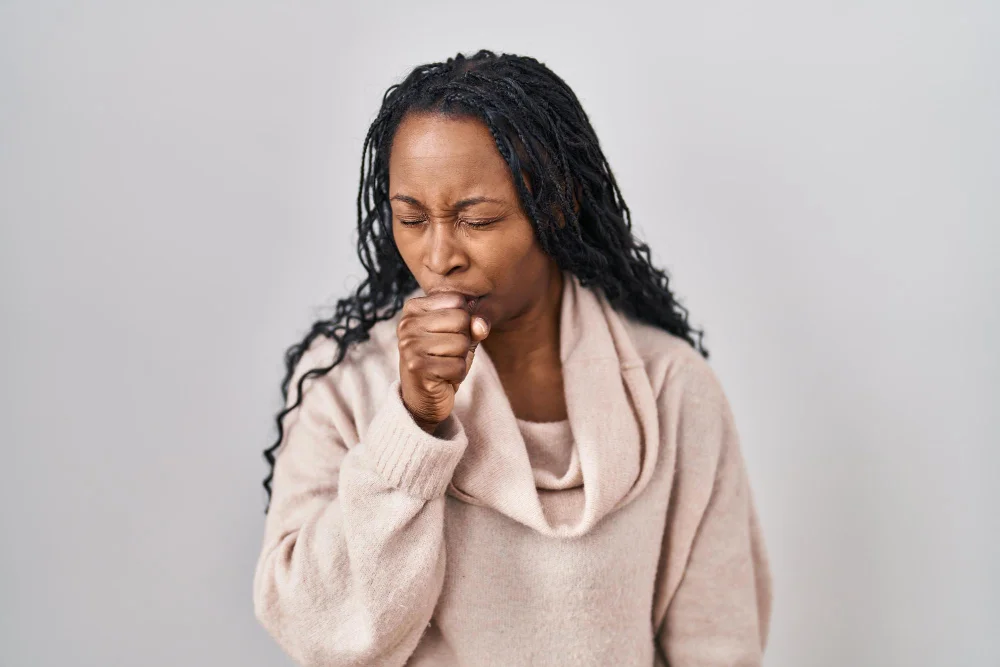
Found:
[389,111,568,429]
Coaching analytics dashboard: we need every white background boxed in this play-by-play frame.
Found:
[2,2,997,665]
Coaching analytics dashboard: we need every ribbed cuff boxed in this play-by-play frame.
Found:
[361,380,468,500]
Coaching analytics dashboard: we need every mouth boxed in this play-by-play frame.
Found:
[465,294,487,310]
[425,285,489,310]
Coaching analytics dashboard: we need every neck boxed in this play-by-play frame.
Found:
[483,265,564,376]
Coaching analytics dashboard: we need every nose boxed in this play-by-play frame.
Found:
[424,222,469,277]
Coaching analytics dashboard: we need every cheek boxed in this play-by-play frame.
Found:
[392,226,420,265]
[476,222,545,275]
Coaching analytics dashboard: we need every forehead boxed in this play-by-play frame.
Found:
[388,112,512,198]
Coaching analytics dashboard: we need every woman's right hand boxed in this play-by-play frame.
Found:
[397,292,491,434]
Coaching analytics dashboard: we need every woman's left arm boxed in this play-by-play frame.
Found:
[652,359,773,667]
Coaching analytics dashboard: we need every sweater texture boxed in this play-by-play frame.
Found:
[253,271,772,666]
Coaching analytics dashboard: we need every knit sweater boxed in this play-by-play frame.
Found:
[253,271,772,666]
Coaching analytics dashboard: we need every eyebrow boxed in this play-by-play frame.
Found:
[389,194,505,209]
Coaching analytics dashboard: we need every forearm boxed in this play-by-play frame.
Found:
[254,447,449,667]
[254,380,468,667]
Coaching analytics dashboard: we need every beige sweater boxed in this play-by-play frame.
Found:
[253,272,772,666]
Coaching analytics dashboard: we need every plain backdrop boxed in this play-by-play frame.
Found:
[2,2,997,666]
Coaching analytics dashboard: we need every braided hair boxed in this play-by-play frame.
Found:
[262,50,708,512]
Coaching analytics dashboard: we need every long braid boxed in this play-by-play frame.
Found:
[262,50,708,512]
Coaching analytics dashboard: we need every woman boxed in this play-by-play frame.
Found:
[253,50,771,666]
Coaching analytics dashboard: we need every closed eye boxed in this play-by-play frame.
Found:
[395,216,503,229]
[461,216,503,229]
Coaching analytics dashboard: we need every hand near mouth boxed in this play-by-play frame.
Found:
[397,291,491,434]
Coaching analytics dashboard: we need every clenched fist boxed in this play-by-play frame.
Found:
[397,292,491,434]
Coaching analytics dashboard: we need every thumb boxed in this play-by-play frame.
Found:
[470,315,490,343]
[462,316,490,381]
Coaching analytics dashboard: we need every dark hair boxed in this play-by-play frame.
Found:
[262,49,708,512]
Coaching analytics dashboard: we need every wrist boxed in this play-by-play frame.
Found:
[401,393,442,434]
[414,417,440,435]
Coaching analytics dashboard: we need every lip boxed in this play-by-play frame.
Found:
[427,287,488,300]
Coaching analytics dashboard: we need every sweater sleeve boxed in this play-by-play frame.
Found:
[652,360,773,667]
[252,349,468,667]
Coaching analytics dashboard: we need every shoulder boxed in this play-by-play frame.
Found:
[288,310,403,401]
[618,312,736,459]
[280,311,403,443]
[619,315,740,471]
[618,313,724,404]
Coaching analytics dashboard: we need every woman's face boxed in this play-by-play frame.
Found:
[388,111,560,331]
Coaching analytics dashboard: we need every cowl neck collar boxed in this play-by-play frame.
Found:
[443,271,661,538]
